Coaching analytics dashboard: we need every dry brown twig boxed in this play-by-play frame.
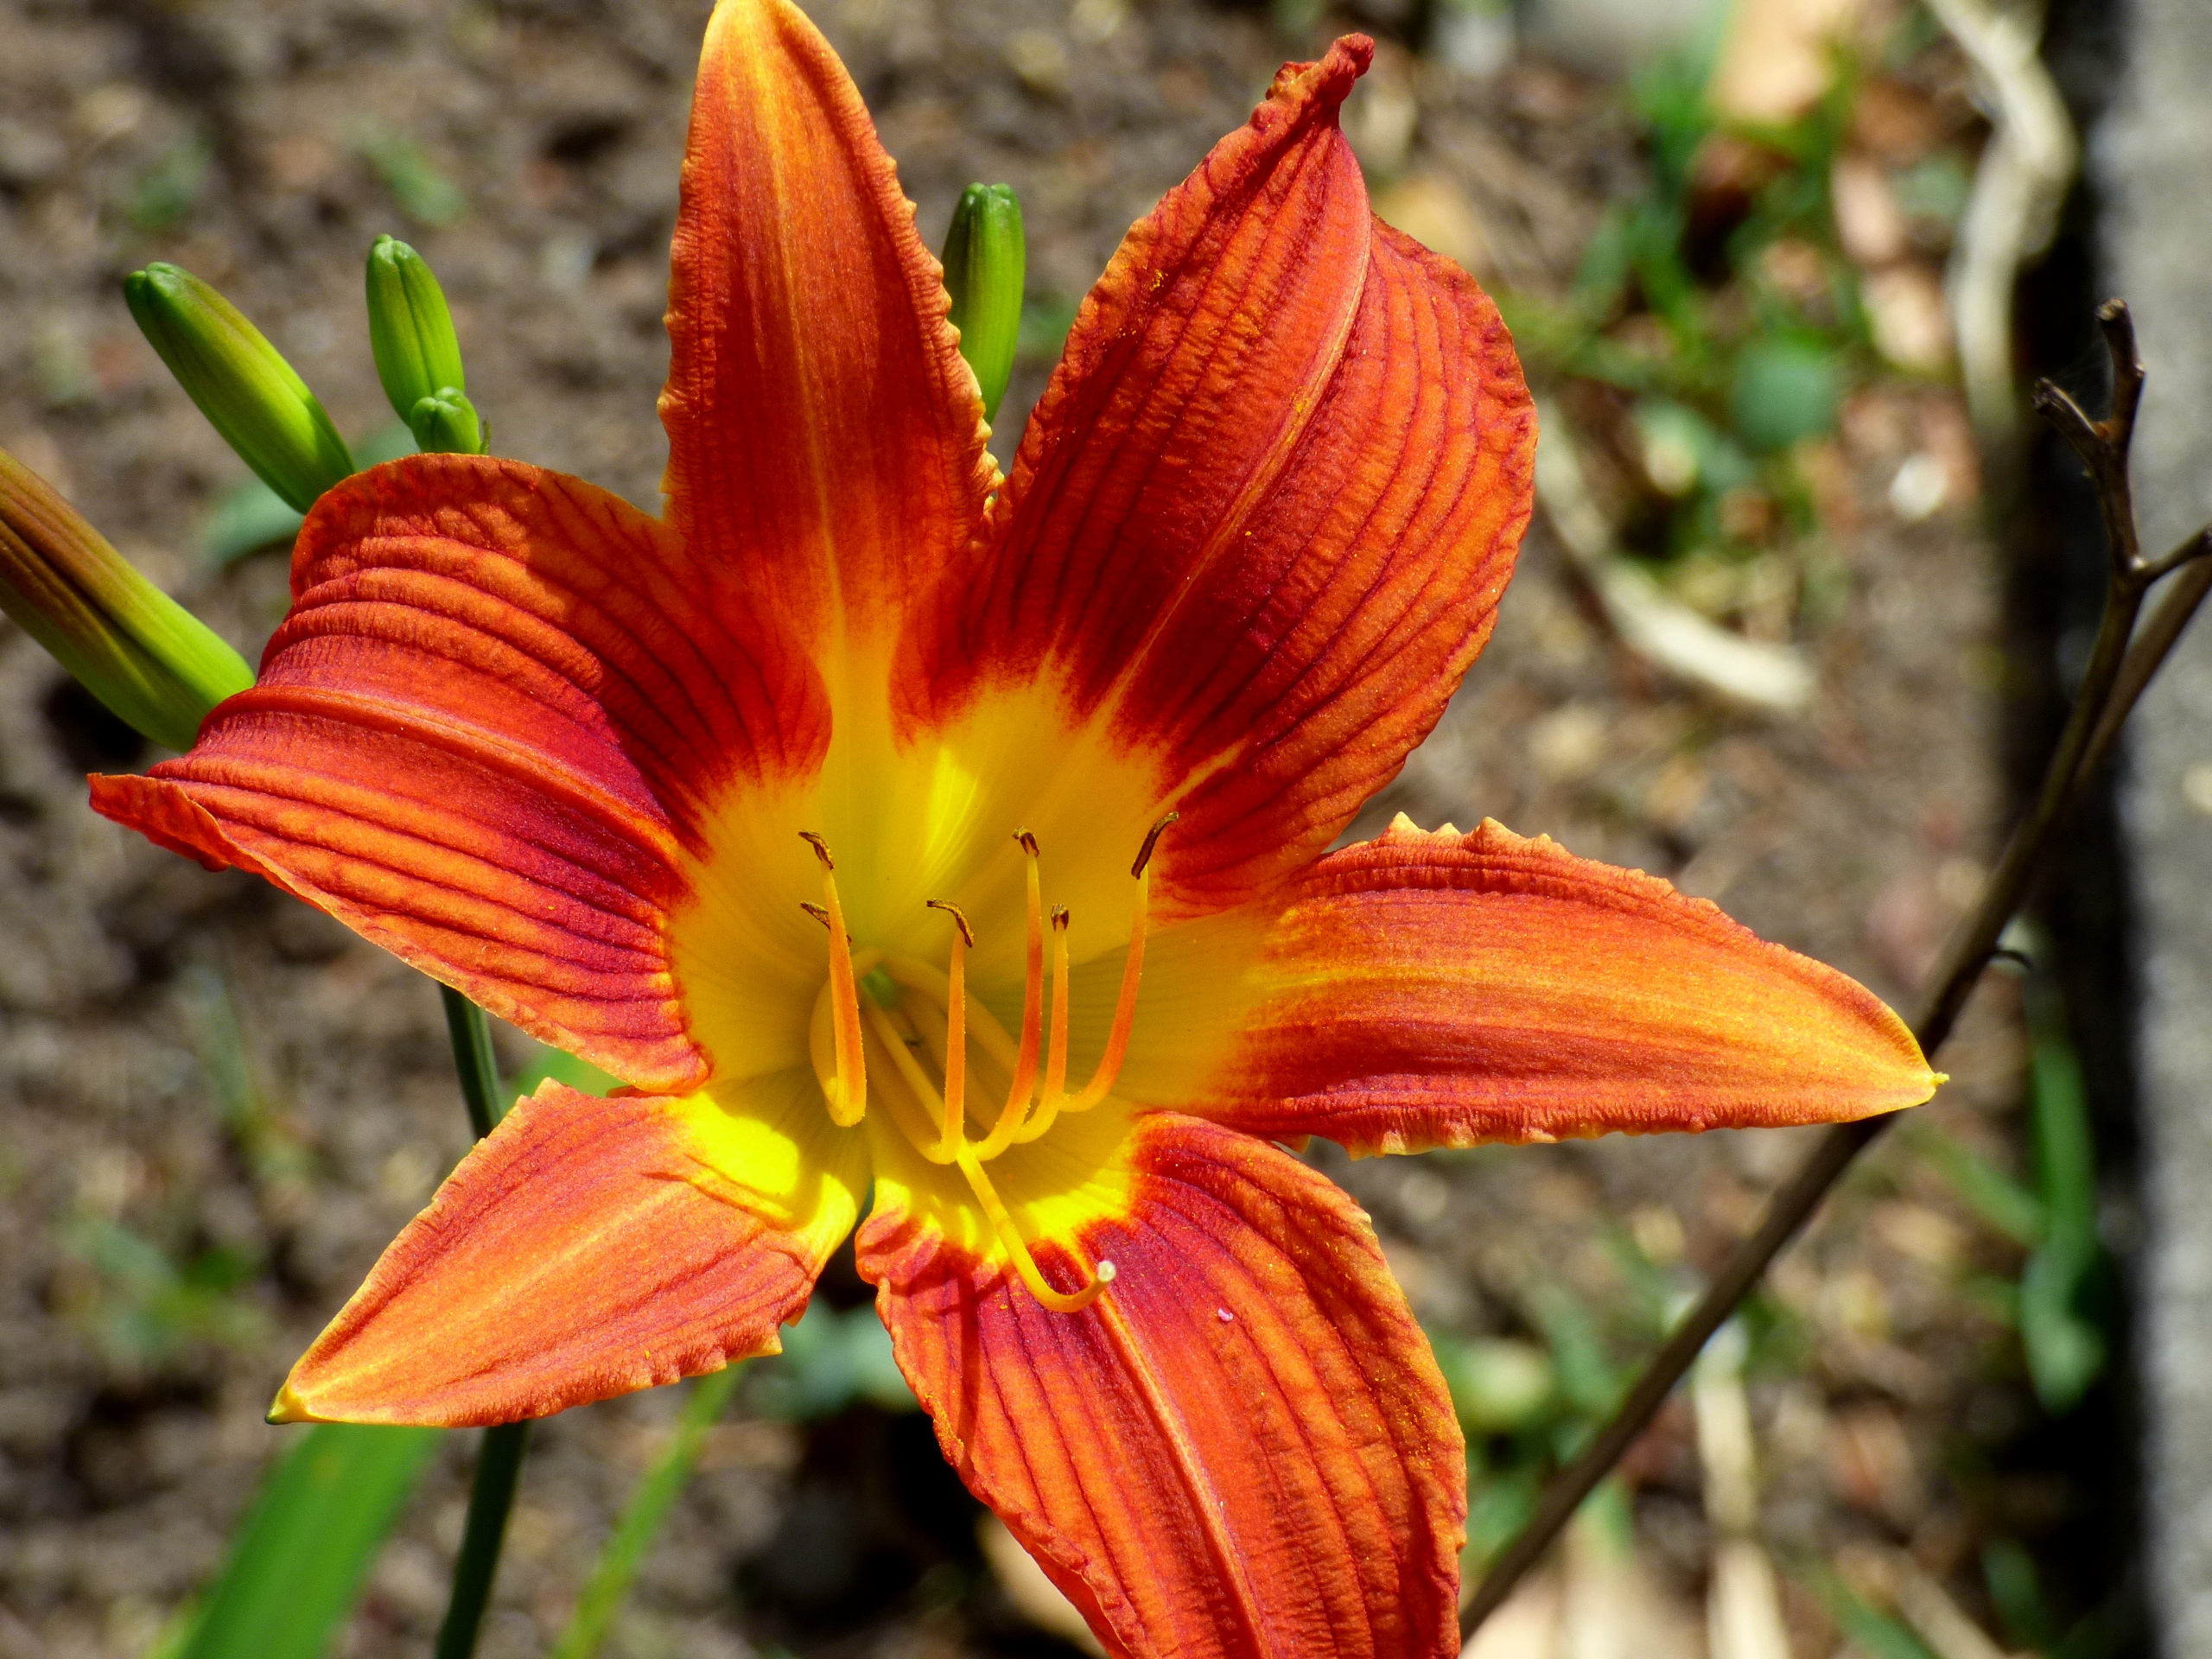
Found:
[1932,0,2078,442]
[1462,301,2212,1637]
[1532,397,1818,715]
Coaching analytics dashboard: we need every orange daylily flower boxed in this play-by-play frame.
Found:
[91,6,1936,1656]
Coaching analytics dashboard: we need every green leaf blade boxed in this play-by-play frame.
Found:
[180,1422,442,1659]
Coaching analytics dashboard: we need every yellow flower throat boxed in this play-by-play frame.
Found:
[798,817,1174,1313]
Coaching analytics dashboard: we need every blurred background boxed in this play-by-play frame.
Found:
[0,0,2193,1656]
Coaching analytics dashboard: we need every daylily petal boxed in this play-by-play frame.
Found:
[861,1110,1465,1659]
[91,456,823,1092]
[662,0,995,677]
[275,1075,866,1427]
[1177,817,1938,1156]
[901,35,1535,920]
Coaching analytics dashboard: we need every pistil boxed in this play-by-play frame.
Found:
[797,817,1176,1313]
[924,897,1115,1313]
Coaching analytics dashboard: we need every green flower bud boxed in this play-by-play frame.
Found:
[941,183,1026,423]
[125,264,354,514]
[0,448,254,753]
[365,235,472,435]
[407,387,484,456]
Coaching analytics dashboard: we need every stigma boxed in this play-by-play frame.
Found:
[797,817,1176,1313]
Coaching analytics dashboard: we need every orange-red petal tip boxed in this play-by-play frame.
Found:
[1202,815,1936,1156]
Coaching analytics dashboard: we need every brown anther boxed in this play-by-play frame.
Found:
[926,899,976,948]
[800,901,830,927]
[1051,904,1070,931]
[1015,828,1039,857]
[798,830,835,870]
[1132,811,1179,877]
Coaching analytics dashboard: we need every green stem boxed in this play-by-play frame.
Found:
[551,1366,746,1659]
[440,984,506,1137]
[435,1421,531,1659]
[433,980,526,1659]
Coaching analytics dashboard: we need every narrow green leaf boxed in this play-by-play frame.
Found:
[179,1423,441,1659]
[2019,999,2107,1413]
[551,1368,744,1659]
[1803,1567,1942,1659]
[203,423,419,566]
[1905,1124,2045,1248]
[506,1039,620,1103]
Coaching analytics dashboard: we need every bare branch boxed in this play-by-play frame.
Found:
[2032,377,2104,469]
[2139,524,2211,586]
[2100,298,2145,463]
[1461,321,2210,1639]
[2083,540,2212,779]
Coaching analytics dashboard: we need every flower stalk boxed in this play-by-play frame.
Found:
[435,1421,531,1659]
[0,448,252,751]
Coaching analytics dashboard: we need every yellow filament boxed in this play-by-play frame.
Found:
[879,957,1024,1072]
[1012,908,1071,1146]
[919,891,1113,1313]
[1061,815,1172,1117]
[861,1000,958,1163]
[954,1139,1116,1313]
[860,1017,958,1165]
[925,900,975,1160]
[801,832,867,1127]
[974,834,1046,1159]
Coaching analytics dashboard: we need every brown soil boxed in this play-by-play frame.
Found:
[0,2,2053,1656]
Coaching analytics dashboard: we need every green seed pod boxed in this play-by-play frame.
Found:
[940,183,1027,423]
[124,264,354,513]
[408,387,485,456]
[365,235,472,435]
[0,448,254,752]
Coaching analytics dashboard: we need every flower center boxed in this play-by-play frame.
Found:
[796,817,1175,1313]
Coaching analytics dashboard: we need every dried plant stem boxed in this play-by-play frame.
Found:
[1464,302,2212,1637]
[433,983,528,1659]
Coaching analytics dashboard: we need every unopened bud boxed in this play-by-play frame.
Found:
[408,387,484,456]
[365,235,475,445]
[0,449,253,752]
[125,264,354,513]
[941,183,1026,423]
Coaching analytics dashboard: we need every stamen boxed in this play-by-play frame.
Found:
[1132,811,1179,880]
[801,831,867,1127]
[954,1138,1115,1313]
[859,1006,957,1163]
[1062,812,1174,1116]
[880,957,1022,1071]
[974,831,1046,1159]
[1012,906,1071,1146]
[925,899,974,1154]
[888,890,1116,1316]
